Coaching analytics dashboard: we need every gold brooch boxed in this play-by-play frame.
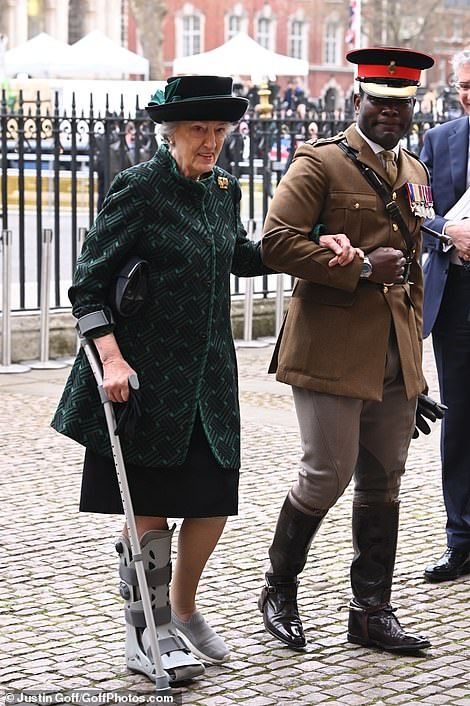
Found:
[217,176,229,189]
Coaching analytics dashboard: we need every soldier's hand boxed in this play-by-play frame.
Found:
[368,247,407,284]
[413,393,447,439]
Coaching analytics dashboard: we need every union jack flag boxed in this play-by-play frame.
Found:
[345,0,358,49]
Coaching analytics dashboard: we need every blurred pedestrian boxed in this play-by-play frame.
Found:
[96,121,152,211]
[307,121,319,142]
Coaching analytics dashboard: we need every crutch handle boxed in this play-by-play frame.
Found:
[128,372,139,390]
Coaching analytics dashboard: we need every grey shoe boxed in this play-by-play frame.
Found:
[172,610,230,665]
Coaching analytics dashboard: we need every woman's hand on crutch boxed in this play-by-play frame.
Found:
[93,333,137,403]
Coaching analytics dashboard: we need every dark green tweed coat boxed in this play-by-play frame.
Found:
[51,145,269,468]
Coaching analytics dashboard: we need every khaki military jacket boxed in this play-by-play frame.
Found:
[262,124,427,401]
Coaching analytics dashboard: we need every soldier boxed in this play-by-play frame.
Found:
[259,47,435,653]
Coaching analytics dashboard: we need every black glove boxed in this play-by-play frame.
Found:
[413,393,447,439]
[114,374,142,440]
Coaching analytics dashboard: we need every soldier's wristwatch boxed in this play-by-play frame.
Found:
[360,255,373,279]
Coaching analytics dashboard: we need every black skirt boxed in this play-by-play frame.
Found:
[79,414,239,518]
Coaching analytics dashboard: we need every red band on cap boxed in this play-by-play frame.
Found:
[357,64,421,81]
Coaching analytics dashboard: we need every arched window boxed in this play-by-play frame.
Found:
[176,5,204,57]
[255,5,275,49]
[324,18,342,65]
[68,0,87,44]
[228,15,241,38]
[256,17,272,49]
[182,14,201,55]
[225,5,248,41]
[28,0,46,38]
[288,16,308,61]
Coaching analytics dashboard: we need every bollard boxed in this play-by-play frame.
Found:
[63,227,88,365]
[0,230,31,374]
[259,272,285,344]
[29,229,67,370]
[275,273,285,335]
[234,219,270,349]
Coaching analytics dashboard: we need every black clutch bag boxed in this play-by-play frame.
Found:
[109,255,149,318]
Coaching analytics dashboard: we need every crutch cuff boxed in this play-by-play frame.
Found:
[76,309,115,338]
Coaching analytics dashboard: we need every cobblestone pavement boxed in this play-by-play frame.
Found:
[1,341,469,706]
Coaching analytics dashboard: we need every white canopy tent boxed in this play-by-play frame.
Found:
[66,31,149,79]
[172,33,308,83]
[3,30,149,80]
[4,33,74,78]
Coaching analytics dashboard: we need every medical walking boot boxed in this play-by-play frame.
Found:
[258,496,326,649]
[348,501,431,653]
[116,528,205,683]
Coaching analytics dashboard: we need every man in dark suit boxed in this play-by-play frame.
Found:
[420,49,470,582]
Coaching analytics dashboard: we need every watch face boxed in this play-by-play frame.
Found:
[361,258,373,277]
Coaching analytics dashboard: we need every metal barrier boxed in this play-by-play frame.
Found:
[0,88,459,361]
[234,219,270,349]
[28,229,68,369]
[0,229,31,373]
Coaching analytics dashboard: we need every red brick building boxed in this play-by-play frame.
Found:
[158,0,354,111]
[135,0,470,113]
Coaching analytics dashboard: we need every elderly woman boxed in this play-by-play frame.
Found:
[52,75,356,684]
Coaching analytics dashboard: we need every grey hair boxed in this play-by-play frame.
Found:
[159,120,235,142]
[452,49,470,77]
[159,122,179,141]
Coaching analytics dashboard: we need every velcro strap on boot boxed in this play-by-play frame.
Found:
[119,563,172,587]
[124,604,171,628]
[157,636,188,656]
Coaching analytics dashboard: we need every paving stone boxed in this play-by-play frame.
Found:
[1,343,469,704]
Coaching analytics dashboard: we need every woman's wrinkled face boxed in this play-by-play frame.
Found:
[170,121,228,179]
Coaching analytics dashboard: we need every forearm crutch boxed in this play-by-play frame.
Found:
[81,337,172,697]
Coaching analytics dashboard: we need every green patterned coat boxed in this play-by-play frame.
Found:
[51,145,268,468]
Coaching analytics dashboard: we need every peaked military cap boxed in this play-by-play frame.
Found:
[146,75,248,123]
[347,46,434,100]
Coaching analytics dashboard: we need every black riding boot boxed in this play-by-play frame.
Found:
[258,495,326,649]
[348,501,431,653]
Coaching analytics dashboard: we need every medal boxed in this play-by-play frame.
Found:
[406,182,434,218]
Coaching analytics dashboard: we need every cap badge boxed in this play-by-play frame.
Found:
[388,61,397,75]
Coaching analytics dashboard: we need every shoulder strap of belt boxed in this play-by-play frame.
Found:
[337,140,415,260]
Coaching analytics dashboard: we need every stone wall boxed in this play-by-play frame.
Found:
[3,298,287,363]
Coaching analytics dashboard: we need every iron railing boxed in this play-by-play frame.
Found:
[0,88,453,312]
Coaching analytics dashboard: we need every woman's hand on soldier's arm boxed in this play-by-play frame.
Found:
[319,233,364,267]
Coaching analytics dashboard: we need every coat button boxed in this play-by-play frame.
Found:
[201,332,207,340]
[392,223,399,231]
[383,285,389,294]
[392,192,397,200]
[354,202,360,209]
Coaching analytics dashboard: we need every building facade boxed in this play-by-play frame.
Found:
[2,0,470,111]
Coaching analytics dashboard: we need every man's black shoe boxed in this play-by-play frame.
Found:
[258,575,307,650]
[424,547,470,583]
[347,601,431,653]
